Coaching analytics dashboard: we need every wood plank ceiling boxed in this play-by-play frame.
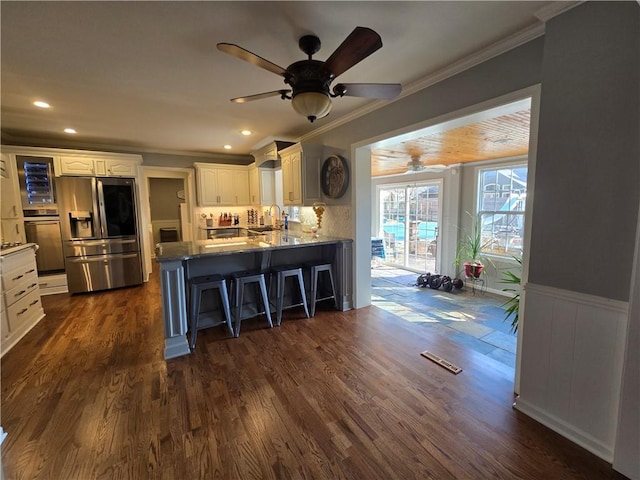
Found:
[371,109,531,177]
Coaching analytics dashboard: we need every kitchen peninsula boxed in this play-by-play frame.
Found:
[155,231,353,359]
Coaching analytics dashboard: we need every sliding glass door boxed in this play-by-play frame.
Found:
[378,181,441,273]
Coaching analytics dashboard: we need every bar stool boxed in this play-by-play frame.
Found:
[230,270,273,337]
[189,274,233,350]
[269,265,310,326]
[306,262,339,317]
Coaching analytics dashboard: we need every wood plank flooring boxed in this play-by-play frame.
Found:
[1,272,626,479]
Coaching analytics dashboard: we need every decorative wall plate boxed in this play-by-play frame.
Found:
[320,155,349,199]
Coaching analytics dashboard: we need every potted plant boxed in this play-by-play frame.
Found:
[456,213,492,279]
[500,255,521,333]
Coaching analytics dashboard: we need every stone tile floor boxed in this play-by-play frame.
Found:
[371,265,517,370]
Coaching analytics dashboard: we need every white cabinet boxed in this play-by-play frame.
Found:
[194,163,250,206]
[249,165,275,206]
[57,156,96,175]
[279,143,322,206]
[251,141,293,168]
[0,152,25,244]
[56,155,140,177]
[1,245,44,357]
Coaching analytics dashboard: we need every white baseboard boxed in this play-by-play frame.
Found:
[514,397,614,462]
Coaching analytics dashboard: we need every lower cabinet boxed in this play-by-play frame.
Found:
[1,245,45,356]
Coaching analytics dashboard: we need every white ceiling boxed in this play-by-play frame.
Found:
[1,1,555,157]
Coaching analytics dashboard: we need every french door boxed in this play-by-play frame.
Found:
[378,181,441,273]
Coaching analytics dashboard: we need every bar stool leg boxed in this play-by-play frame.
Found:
[276,272,284,326]
[327,268,339,309]
[234,280,244,337]
[218,281,234,337]
[310,267,319,317]
[189,286,202,350]
[297,270,310,318]
[259,276,273,328]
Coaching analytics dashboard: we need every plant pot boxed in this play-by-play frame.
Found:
[463,261,484,279]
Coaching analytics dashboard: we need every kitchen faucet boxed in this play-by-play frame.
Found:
[269,204,282,228]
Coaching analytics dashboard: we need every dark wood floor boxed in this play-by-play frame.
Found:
[1,272,625,479]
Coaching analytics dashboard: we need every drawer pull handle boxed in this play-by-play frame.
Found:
[29,283,37,289]
[12,274,24,281]
[14,290,26,298]
[17,308,28,316]
[26,269,36,274]
[29,300,39,307]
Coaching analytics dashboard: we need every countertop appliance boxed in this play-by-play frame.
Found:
[57,176,143,293]
[17,155,58,216]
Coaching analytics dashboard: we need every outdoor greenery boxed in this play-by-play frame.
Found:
[500,256,522,334]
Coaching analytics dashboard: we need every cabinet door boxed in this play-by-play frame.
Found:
[216,169,235,205]
[289,150,302,205]
[1,153,21,219]
[196,167,221,205]
[58,157,95,176]
[1,219,26,244]
[259,169,275,205]
[106,159,137,177]
[249,167,260,205]
[233,170,250,205]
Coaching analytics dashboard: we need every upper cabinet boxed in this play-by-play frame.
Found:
[56,154,141,177]
[249,165,275,206]
[194,163,250,206]
[0,152,26,243]
[279,143,322,206]
[0,153,21,219]
[251,141,293,168]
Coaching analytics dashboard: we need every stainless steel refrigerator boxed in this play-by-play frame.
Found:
[57,176,143,293]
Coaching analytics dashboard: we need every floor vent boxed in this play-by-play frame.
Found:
[420,351,463,375]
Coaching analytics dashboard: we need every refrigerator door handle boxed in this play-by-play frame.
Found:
[96,178,107,238]
[67,238,138,247]
[67,253,139,263]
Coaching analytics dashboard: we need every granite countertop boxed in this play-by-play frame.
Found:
[0,243,37,257]
[155,231,352,262]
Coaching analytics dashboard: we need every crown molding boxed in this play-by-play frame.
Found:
[298,21,546,143]
[534,1,583,22]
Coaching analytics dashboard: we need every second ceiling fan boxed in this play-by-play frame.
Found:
[217,26,402,122]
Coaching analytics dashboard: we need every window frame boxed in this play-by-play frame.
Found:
[475,161,528,260]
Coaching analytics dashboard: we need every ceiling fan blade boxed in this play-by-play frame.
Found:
[230,90,291,103]
[324,27,383,78]
[217,43,287,77]
[334,83,402,99]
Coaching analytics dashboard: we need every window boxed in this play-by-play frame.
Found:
[477,164,527,256]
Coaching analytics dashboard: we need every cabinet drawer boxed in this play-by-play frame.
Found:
[7,289,42,332]
[4,271,39,308]
[1,259,38,291]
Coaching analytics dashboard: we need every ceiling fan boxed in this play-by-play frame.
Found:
[405,153,447,174]
[217,27,402,122]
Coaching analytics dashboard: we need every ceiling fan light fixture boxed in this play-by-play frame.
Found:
[291,91,332,123]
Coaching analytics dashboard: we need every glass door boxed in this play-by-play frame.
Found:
[379,181,441,273]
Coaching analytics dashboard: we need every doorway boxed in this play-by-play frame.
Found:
[377,181,441,273]
[138,166,195,279]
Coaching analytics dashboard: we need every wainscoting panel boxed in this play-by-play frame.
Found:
[515,283,628,462]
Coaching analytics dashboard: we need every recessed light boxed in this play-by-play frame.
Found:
[240,130,252,136]
[33,101,50,109]
[64,128,77,134]
[223,145,232,150]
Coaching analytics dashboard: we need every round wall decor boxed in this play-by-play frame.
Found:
[320,155,349,198]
